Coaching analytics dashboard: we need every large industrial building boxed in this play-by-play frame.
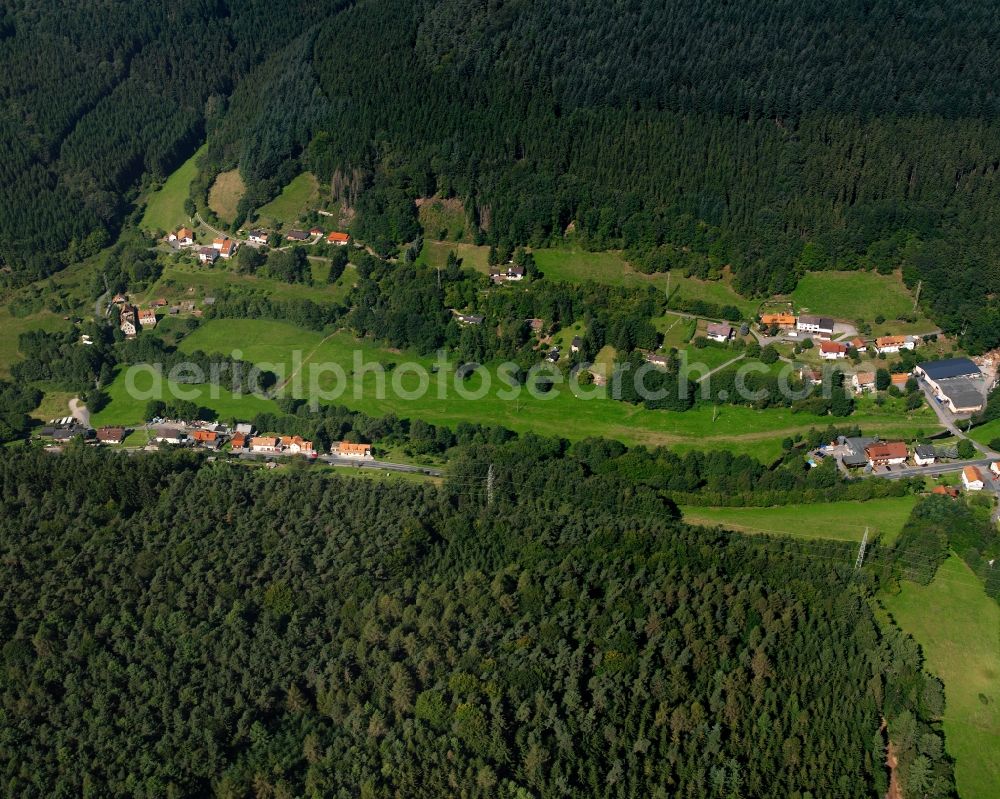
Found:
[914,358,986,414]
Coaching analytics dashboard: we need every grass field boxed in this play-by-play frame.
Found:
[0,307,71,378]
[141,146,204,234]
[138,261,357,307]
[883,556,1000,799]
[681,496,918,544]
[417,242,757,314]
[790,271,931,331]
[208,169,246,224]
[254,172,319,226]
[969,418,1000,448]
[92,319,941,458]
[417,198,469,241]
[28,389,75,422]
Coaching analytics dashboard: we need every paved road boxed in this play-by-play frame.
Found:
[916,377,995,457]
[871,458,995,480]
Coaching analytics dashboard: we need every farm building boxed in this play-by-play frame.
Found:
[915,358,985,413]
[796,315,835,337]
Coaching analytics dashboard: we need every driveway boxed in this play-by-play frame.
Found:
[69,398,90,427]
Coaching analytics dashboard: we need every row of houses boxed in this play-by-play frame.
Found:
[840,436,938,469]
[760,313,836,338]
[174,227,350,256]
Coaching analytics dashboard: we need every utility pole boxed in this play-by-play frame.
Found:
[486,463,495,507]
[854,527,869,570]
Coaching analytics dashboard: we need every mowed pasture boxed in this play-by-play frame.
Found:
[790,271,931,330]
[254,172,319,226]
[884,556,1000,799]
[417,242,757,314]
[93,318,941,459]
[139,261,357,307]
[141,145,204,233]
[681,496,918,544]
[208,169,246,224]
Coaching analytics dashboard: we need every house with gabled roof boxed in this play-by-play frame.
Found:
[335,441,373,459]
[326,231,350,245]
[962,465,985,491]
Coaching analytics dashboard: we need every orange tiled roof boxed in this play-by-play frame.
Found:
[865,441,908,461]
[327,231,349,243]
[337,441,371,454]
[761,313,796,325]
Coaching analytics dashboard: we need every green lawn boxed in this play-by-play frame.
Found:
[417,199,469,241]
[254,172,319,226]
[141,145,204,234]
[418,243,756,314]
[417,240,492,272]
[139,261,356,307]
[0,307,72,378]
[884,556,1000,799]
[92,318,942,459]
[790,271,932,330]
[969,418,1000,448]
[681,496,918,544]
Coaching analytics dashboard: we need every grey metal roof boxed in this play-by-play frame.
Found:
[914,444,936,458]
[918,358,981,380]
[935,377,985,410]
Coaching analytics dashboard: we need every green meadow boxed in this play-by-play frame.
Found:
[92,318,941,458]
[884,556,1000,799]
[417,242,756,314]
[254,172,320,226]
[137,261,357,307]
[790,271,933,332]
[681,495,918,544]
[141,145,204,234]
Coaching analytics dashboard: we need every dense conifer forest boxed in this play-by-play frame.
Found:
[0,446,955,797]
[4,1,1000,348]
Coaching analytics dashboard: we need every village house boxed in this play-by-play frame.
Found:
[913,444,937,466]
[153,427,186,445]
[235,422,255,436]
[645,353,669,368]
[285,229,309,242]
[138,308,157,329]
[96,426,127,445]
[326,231,350,245]
[865,441,908,468]
[571,336,583,354]
[890,373,910,390]
[818,340,848,360]
[455,313,484,325]
[250,436,281,454]
[335,441,373,459]
[851,371,876,394]
[932,485,960,498]
[280,435,316,456]
[309,227,323,237]
[490,265,525,283]
[119,305,139,337]
[706,322,734,343]
[991,461,1000,479]
[168,227,195,246]
[962,465,985,491]
[799,367,823,386]
[191,430,222,449]
[248,230,269,245]
[230,432,248,450]
[212,237,237,259]
[850,337,867,352]
[760,313,796,329]
[796,315,835,338]
[197,246,219,264]
[875,335,916,355]
[547,348,560,363]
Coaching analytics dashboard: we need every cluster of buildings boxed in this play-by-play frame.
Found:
[112,295,159,337]
[171,225,349,259]
[839,436,940,470]
[915,358,986,414]
[197,236,238,264]
[489,264,525,283]
[761,313,835,338]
